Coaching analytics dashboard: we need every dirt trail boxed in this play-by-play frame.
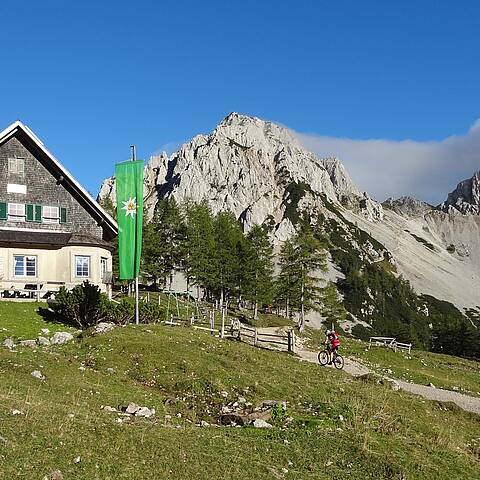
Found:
[297,348,480,415]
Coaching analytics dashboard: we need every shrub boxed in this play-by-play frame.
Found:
[101,298,164,325]
[53,280,109,329]
[102,297,134,325]
[139,301,164,323]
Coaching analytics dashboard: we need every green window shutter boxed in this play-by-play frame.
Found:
[0,202,6,220]
[60,207,67,224]
[26,204,34,222]
[34,205,42,222]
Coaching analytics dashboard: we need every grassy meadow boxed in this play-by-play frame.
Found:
[0,302,479,479]
[304,328,480,397]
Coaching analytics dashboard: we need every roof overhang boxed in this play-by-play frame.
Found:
[0,121,118,239]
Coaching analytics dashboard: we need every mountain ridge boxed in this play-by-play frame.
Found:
[99,113,480,310]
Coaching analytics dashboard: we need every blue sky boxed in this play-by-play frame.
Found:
[1,1,479,201]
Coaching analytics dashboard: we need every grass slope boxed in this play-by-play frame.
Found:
[0,302,76,341]
[304,329,480,397]
[0,303,479,479]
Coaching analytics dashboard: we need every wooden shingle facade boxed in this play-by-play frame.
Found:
[0,121,118,299]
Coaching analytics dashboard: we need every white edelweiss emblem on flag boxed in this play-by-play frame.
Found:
[121,197,137,218]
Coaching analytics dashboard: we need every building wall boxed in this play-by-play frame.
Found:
[0,135,104,238]
[0,245,112,294]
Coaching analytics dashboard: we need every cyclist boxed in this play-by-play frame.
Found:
[324,329,341,363]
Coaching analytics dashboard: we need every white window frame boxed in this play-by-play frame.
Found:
[42,205,60,224]
[100,257,108,278]
[75,255,90,278]
[13,255,37,277]
[8,157,25,176]
[8,203,25,222]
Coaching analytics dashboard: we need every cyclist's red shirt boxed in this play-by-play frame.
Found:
[328,332,341,349]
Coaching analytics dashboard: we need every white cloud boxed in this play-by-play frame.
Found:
[295,121,480,204]
[151,140,185,157]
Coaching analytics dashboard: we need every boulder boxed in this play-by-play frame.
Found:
[2,338,15,350]
[31,370,46,381]
[125,403,140,414]
[93,322,115,335]
[253,419,272,428]
[37,336,51,346]
[20,339,37,348]
[50,332,74,345]
[135,407,155,418]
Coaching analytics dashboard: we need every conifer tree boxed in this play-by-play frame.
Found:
[142,198,185,288]
[183,201,216,299]
[277,226,327,331]
[321,281,348,327]
[243,224,275,318]
[212,211,245,306]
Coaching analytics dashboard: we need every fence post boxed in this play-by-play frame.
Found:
[254,328,258,347]
[238,324,241,341]
[290,329,296,354]
[158,294,161,306]
[220,308,225,339]
[210,310,215,336]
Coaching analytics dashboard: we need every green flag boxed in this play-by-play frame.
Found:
[115,160,144,280]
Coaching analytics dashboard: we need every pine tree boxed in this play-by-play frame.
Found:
[275,238,299,319]
[183,201,216,299]
[243,224,275,319]
[277,226,327,331]
[212,211,245,306]
[142,198,185,288]
[320,281,347,327]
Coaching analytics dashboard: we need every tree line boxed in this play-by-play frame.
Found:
[140,198,343,330]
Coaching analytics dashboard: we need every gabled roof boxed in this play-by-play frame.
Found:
[0,120,118,237]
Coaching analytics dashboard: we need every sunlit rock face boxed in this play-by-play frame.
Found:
[99,112,382,234]
[439,171,480,215]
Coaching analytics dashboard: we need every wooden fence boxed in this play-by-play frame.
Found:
[235,323,296,354]
[369,336,412,354]
[161,313,296,354]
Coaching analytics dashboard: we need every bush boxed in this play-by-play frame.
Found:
[102,297,134,325]
[102,297,165,325]
[53,282,167,328]
[53,281,109,329]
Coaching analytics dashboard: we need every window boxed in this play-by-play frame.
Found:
[75,256,90,278]
[8,158,24,176]
[8,203,25,222]
[42,206,59,224]
[100,257,108,277]
[14,255,36,277]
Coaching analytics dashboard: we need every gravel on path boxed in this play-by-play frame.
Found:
[297,348,480,415]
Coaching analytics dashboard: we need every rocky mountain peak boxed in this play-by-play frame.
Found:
[439,170,480,215]
[99,113,383,237]
[383,196,433,217]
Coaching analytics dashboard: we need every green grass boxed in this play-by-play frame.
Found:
[0,309,479,478]
[0,301,76,341]
[303,329,480,396]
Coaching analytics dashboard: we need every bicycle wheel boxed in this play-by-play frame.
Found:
[318,350,329,366]
[333,354,344,370]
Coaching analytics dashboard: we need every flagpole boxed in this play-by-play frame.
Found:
[131,145,140,326]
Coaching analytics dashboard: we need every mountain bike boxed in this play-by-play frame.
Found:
[318,348,344,370]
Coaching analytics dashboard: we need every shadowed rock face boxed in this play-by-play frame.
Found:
[439,171,480,215]
[99,113,383,238]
